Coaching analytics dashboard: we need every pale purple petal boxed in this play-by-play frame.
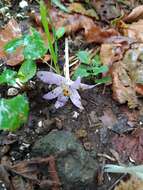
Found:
[55,94,69,108]
[43,87,62,100]
[80,83,96,90]
[69,88,84,110]
[37,71,66,85]
[71,77,81,89]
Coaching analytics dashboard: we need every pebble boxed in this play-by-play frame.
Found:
[19,0,28,9]
[72,111,79,119]
[7,88,19,96]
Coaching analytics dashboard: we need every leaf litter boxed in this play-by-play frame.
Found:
[1,1,143,190]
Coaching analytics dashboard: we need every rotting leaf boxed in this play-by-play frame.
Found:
[32,9,118,43]
[0,19,23,66]
[123,5,143,23]
[0,95,29,131]
[112,128,143,164]
[123,19,143,42]
[68,2,99,19]
[114,176,143,190]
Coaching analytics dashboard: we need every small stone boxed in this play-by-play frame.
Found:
[72,111,79,118]
[7,88,19,96]
[38,121,43,127]
[32,131,97,189]
[19,0,28,9]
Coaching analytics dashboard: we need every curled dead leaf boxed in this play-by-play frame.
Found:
[111,62,138,108]
[124,5,143,23]
[123,20,143,42]
[0,19,24,66]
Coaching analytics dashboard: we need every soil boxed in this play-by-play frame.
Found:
[0,1,143,190]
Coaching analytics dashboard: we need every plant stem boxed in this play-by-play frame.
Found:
[40,0,60,74]
[64,38,70,82]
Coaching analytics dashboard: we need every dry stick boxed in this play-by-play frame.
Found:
[48,156,61,190]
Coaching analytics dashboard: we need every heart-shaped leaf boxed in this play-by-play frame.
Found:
[0,69,17,86]
[0,95,29,131]
[18,60,37,83]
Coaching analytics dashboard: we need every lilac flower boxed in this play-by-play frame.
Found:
[37,71,95,109]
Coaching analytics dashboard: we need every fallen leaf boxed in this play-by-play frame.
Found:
[111,62,138,108]
[0,156,61,190]
[0,19,24,66]
[124,5,143,23]
[68,2,99,19]
[123,19,143,42]
[92,0,121,21]
[31,9,118,43]
[112,128,143,164]
[114,176,143,190]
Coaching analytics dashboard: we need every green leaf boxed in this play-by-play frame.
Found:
[0,69,17,85]
[5,28,47,61]
[52,0,70,13]
[95,76,111,84]
[90,65,108,75]
[77,51,90,64]
[56,27,65,39]
[0,95,29,131]
[23,28,47,60]
[92,54,101,67]
[4,37,23,53]
[18,60,37,83]
[72,65,90,80]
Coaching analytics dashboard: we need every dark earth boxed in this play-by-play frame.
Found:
[1,0,143,190]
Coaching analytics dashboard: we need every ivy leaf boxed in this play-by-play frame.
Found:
[77,51,90,64]
[0,95,29,131]
[89,65,108,75]
[18,60,37,83]
[4,28,47,61]
[92,54,101,66]
[95,76,111,84]
[0,69,17,85]
[72,65,90,80]
[4,37,24,53]
[23,28,47,60]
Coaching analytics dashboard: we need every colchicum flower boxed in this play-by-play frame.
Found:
[37,71,95,109]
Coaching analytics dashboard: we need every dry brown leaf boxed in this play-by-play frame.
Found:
[111,62,138,108]
[114,176,143,190]
[112,128,143,164]
[123,20,143,42]
[92,0,121,21]
[0,19,24,66]
[68,2,99,19]
[31,9,118,43]
[124,5,143,23]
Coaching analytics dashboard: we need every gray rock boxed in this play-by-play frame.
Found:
[32,130,97,190]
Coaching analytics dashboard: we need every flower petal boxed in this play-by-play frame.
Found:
[69,88,84,110]
[71,77,81,89]
[55,94,69,108]
[80,83,96,90]
[37,71,66,85]
[43,87,62,100]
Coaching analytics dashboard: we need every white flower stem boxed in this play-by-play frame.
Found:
[64,38,70,82]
